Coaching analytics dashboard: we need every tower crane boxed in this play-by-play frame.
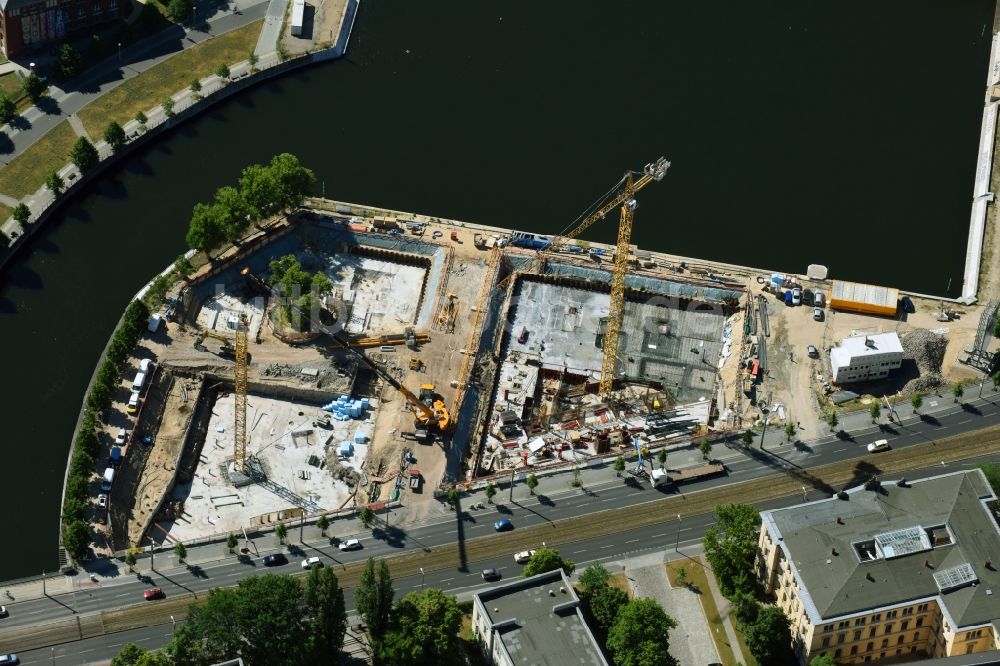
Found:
[496,157,670,398]
[233,314,249,473]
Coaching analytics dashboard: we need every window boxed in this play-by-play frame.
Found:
[824,624,833,633]
[886,610,898,619]
[838,621,849,630]
[835,650,843,659]
[837,634,845,645]
[867,642,874,653]
[885,623,894,635]
[850,646,858,656]
[967,644,975,655]
[881,639,889,649]
[896,649,902,656]
[903,607,913,616]
[913,633,920,642]
[918,604,929,612]
[901,620,909,631]
[822,637,830,648]
[869,627,877,638]
[910,647,917,654]
[856,617,866,626]
[873,614,882,623]
[897,636,904,645]
[93,0,101,12]
[109,0,116,8]
[916,618,924,628]
[854,630,862,641]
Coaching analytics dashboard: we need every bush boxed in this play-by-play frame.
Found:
[71,137,99,172]
[167,0,192,19]
[0,93,16,124]
[63,519,90,560]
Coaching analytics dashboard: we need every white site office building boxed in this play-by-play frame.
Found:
[829,332,903,384]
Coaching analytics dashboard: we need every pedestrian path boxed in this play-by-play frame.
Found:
[67,114,91,141]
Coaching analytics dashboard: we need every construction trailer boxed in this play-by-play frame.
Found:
[290,0,305,36]
[829,280,899,317]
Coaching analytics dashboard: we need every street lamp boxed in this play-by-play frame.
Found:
[50,647,54,666]
[117,42,122,62]
[29,62,35,73]
[674,514,682,552]
[170,615,176,635]
[801,486,807,502]
[419,567,425,591]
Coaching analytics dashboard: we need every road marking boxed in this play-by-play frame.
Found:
[958,419,972,425]
[600,544,613,549]
[625,539,639,544]
[573,549,587,554]
[440,577,454,582]
[651,533,667,538]
[577,503,591,508]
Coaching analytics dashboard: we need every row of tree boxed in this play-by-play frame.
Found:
[267,254,332,332]
[63,299,151,560]
[185,153,315,253]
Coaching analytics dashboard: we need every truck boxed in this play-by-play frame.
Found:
[409,470,422,492]
[652,463,726,488]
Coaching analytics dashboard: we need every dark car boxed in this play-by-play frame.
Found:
[481,568,501,582]
[900,296,915,314]
[263,553,288,567]
[494,519,513,532]
[144,588,164,601]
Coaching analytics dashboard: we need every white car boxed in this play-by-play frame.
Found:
[791,288,802,306]
[97,494,108,509]
[301,556,323,570]
[0,606,7,618]
[867,439,890,453]
[339,539,362,552]
[115,429,127,445]
[514,550,536,564]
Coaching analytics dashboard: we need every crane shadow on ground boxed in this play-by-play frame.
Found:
[453,497,469,573]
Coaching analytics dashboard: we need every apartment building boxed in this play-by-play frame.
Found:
[0,0,126,58]
[756,470,1000,664]
[829,332,903,384]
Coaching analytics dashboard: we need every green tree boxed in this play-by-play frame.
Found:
[589,585,628,631]
[484,482,496,504]
[523,547,575,577]
[239,162,283,219]
[699,438,712,460]
[22,72,45,103]
[110,643,148,666]
[12,203,30,225]
[304,566,347,659]
[606,599,679,666]
[731,589,760,626]
[62,519,90,560]
[570,467,582,488]
[870,402,881,423]
[269,152,315,210]
[226,533,238,553]
[248,52,259,72]
[826,409,839,432]
[135,111,148,126]
[809,654,837,666]
[174,541,187,562]
[134,652,171,666]
[578,563,611,596]
[977,463,1000,496]
[175,253,194,277]
[675,566,688,587]
[71,137,98,172]
[217,63,231,79]
[703,503,761,598]
[104,121,126,152]
[657,448,667,468]
[189,78,202,96]
[993,372,1000,392]
[359,507,375,528]
[446,488,459,509]
[0,92,16,123]
[784,420,796,442]
[378,588,462,665]
[911,392,923,413]
[57,44,82,79]
[214,184,252,238]
[744,605,793,666]
[185,201,228,251]
[62,496,88,522]
[355,557,394,643]
[741,429,754,447]
[167,0,192,19]
[525,474,538,495]
[275,521,287,544]
[316,513,329,536]
[162,98,175,117]
[953,382,964,403]
[613,455,625,476]
[125,550,137,572]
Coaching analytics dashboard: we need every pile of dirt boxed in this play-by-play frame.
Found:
[900,329,949,392]
[325,455,361,489]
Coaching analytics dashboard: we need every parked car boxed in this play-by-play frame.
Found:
[807,345,819,358]
[0,606,8,618]
[263,554,288,567]
[514,550,536,564]
[814,290,826,308]
[494,519,513,532]
[791,288,802,306]
[301,557,323,570]
[115,429,127,445]
[339,539,362,552]
[813,307,823,321]
[144,588,164,601]
[432,230,443,239]
[0,654,18,665]
[784,290,793,306]
[481,568,501,582]
[901,296,915,313]
[97,494,108,509]
[867,439,890,453]
[802,288,814,305]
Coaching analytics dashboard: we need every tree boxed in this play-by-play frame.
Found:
[316,514,329,536]
[125,550,137,572]
[355,557,394,643]
[174,541,187,563]
[525,474,538,495]
[0,92,16,124]
[71,137,99,172]
[826,409,839,432]
[588,584,628,631]
[484,482,496,504]
[911,392,923,413]
[578,563,611,596]
[167,0,192,19]
[784,421,796,442]
[359,507,375,528]
[185,201,228,251]
[446,488,459,509]
[213,185,252,239]
[110,643,148,666]
[657,448,667,468]
[22,72,45,103]
[189,78,202,97]
[249,52,259,72]
[275,521,287,544]
[217,63,231,80]
[699,438,712,460]
[57,44,82,79]
[993,372,1000,392]
[977,463,1000,496]
[304,566,347,659]
[675,566,688,588]
[741,429,754,447]
[378,588,462,665]
[239,162,283,218]
[810,654,837,666]
[953,382,964,403]
[226,533,238,553]
[63,519,90,560]
[703,503,761,598]
[12,203,30,225]
[104,121,127,152]
[606,599,678,666]
[523,547,575,577]
[613,455,625,476]
[570,467,582,488]
[744,605,793,665]
[135,111,148,126]
[870,402,881,423]
[175,253,194,277]
[162,98,175,117]
[269,152,315,210]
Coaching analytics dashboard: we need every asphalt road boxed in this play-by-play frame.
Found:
[9,451,999,665]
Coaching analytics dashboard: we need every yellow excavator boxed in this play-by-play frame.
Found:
[193,328,235,356]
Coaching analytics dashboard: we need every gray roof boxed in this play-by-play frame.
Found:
[476,569,607,666]
[762,470,1000,629]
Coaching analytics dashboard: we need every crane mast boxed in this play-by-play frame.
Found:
[234,314,249,473]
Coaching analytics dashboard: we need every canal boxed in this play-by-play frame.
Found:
[0,0,994,577]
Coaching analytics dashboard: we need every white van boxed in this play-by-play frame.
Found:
[132,372,146,392]
[127,391,141,414]
[139,358,154,374]
[148,313,163,333]
[101,467,115,492]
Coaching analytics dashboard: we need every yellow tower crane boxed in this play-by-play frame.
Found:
[496,157,670,398]
[233,314,250,473]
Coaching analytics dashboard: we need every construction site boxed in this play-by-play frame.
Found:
[94,156,990,551]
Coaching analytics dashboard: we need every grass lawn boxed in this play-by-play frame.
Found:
[0,72,33,114]
[0,203,12,221]
[0,120,78,199]
[457,600,490,665]
[667,557,754,666]
[78,20,263,138]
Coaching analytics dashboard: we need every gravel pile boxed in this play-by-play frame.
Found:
[900,329,949,392]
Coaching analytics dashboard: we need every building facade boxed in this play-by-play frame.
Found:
[756,470,1000,664]
[829,332,903,384]
[0,0,127,58]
